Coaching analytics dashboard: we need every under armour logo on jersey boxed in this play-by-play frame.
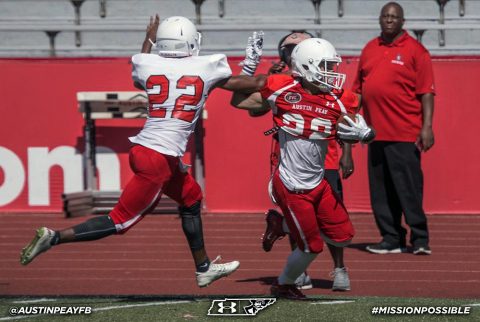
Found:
[217,301,237,314]
[208,298,276,316]
[326,102,335,108]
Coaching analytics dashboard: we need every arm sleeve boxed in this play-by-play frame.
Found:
[415,47,436,95]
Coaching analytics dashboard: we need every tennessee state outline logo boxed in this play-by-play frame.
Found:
[208,298,276,316]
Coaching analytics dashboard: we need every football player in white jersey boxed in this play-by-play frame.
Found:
[19,14,266,288]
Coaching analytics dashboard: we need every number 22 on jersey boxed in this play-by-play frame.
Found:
[146,75,205,123]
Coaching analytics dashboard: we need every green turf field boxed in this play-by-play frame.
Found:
[0,296,478,321]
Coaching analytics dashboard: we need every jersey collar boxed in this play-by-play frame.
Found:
[378,29,409,47]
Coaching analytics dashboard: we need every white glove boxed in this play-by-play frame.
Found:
[337,114,376,143]
[241,31,264,76]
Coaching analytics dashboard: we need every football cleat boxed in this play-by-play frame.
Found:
[196,256,240,288]
[295,272,313,290]
[20,227,55,265]
[331,267,351,291]
[271,280,306,300]
[262,209,286,252]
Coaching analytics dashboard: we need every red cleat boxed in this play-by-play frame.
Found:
[262,209,286,252]
[270,280,306,300]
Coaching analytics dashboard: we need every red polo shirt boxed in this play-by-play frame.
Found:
[352,31,435,142]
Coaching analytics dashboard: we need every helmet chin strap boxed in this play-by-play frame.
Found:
[301,78,331,94]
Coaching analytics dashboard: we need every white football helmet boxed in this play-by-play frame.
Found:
[154,16,201,57]
[291,38,346,91]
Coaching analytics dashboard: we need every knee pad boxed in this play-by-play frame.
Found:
[178,201,201,217]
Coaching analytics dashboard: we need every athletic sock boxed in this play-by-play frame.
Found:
[196,258,210,273]
[50,231,60,246]
[278,248,317,285]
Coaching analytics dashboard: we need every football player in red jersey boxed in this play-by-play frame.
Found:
[237,31,355,291]
[230,38,375,299]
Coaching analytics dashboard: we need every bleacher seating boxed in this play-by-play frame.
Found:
[0,0,479,57]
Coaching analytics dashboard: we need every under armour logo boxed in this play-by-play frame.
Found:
[208,298,276,316]
[326,102,335,108]
[217,301,237,313]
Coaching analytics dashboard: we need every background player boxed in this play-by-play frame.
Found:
[235,31,354,291]
[231,38,375,298]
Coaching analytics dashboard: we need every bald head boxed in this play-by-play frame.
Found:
[381,2,404,18]
[379,1,405,42]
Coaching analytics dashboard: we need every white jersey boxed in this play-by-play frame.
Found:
[130,53,232,156]
[278,130,328,191]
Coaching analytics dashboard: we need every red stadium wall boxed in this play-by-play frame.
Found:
[0,57,479,214]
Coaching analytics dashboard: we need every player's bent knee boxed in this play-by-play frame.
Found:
[300,239,323,253]
[308,244,324,254]
[179,200,201,216]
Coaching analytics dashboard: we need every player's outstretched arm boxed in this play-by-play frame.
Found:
[215,74,269,113]
[231,91,270,115]
[141,14,160,53]
[219,74,267,94]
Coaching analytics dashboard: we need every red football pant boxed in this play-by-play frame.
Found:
[109,144,202,233]
[272,171,354,253]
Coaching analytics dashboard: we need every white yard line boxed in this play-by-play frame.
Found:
[11,299,56,304]
[93,300,192,312]
[311,300,356,305]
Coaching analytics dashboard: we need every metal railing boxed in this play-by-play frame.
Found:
[0,0,478,56]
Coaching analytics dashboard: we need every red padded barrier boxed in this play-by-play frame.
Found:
[0,57,479,214]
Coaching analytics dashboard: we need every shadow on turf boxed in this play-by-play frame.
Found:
[235,276,332,289]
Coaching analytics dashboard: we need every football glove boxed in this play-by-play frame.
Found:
[241,31,264,76]
[337,114,376,143]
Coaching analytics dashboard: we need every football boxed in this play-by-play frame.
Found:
[336,113,360,144]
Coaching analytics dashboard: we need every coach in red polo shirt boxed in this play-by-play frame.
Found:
[352,2,435,255]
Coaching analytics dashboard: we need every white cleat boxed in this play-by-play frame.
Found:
[196,256,240,288]
[331,267,351,291]
[295,272,313,290]
[20,227,55,265]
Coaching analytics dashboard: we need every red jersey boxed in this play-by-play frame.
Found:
[352,31,435,142]
[260,74,358,190]
[260,74,358,140]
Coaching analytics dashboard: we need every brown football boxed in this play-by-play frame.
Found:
[336,113,359,144]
